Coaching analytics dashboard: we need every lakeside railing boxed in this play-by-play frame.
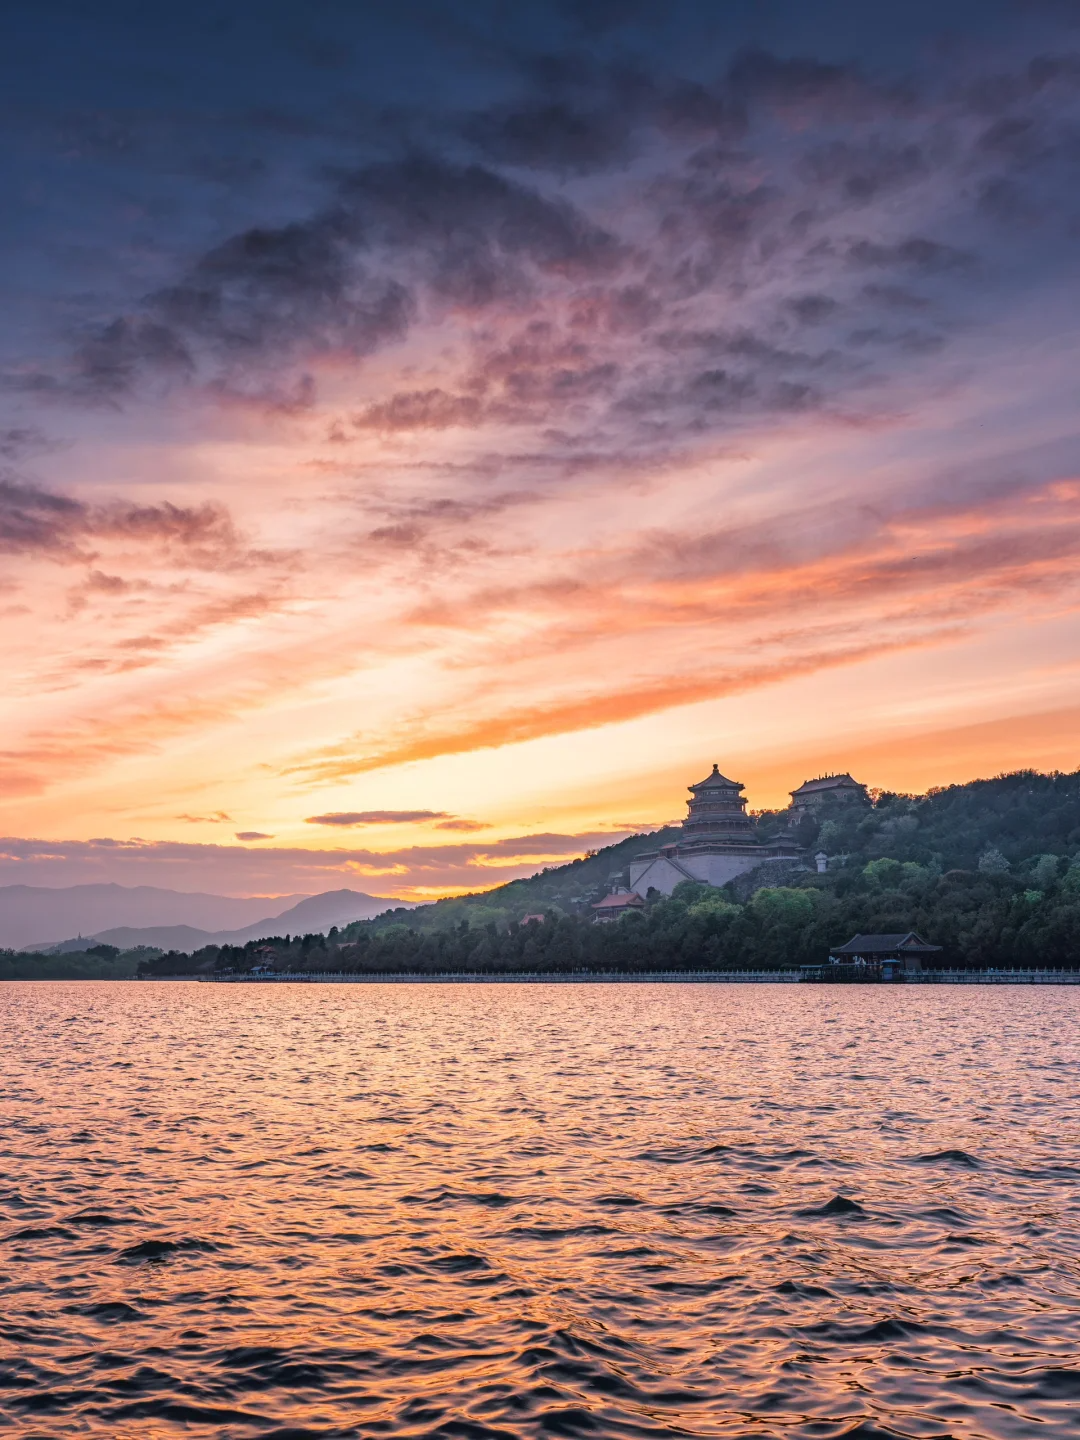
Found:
[193,967,1080,984]
[201,969,802,984]
[906,968,1080,984]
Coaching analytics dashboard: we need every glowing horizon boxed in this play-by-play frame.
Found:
[3,2,1080,900]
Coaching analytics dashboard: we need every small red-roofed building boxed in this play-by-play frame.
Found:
[591,889,646,923]
[519,913,546,926]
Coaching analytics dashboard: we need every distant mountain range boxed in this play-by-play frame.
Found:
[0,883,408,951]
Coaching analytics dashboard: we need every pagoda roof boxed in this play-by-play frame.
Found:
[689,763,743,792]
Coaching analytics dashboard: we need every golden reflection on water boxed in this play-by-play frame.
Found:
[1,981,1079,1438]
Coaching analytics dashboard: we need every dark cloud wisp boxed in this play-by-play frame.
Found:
[0,474,241,566]
[305,810,453,826]
[27,156,621,406]
[0,829,630,893]
[12,23,1080,500]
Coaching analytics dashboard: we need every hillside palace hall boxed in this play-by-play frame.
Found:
[625,765,868,898]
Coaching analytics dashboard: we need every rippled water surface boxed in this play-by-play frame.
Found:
[2,982,1079,1438]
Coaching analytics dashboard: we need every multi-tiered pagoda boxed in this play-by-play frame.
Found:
[628,764,801,897]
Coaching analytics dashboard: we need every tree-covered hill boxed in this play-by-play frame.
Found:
[346,769,1080,938]
[343,824,683,936]
[775,769,1080,872]
[126,769,1080,976]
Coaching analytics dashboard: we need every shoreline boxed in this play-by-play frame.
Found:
[190,968,1080,986]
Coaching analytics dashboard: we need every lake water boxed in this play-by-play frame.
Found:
[1,982,1078,1438]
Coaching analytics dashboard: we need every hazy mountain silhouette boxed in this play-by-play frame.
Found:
[1,884,413,951]
[38,888,410,953]
[0,883,312,950]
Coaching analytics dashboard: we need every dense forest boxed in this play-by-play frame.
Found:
[0,944,145,982]
[125,769,1080,978]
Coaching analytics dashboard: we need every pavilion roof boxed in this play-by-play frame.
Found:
[831,932,942,954]
[689,763,743,791]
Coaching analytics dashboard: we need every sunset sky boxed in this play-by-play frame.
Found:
[3,0,1080,900]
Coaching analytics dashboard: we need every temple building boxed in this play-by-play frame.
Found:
[828,932,941,978]
[591,889,646,923]
[789,773,869,811]
[629,764,801,897]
